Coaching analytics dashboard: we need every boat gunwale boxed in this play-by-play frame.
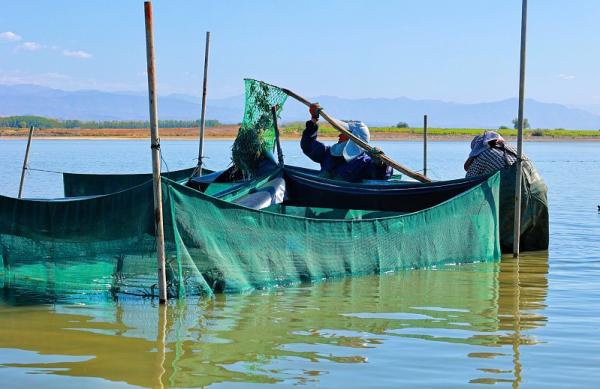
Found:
[164,171,501,224]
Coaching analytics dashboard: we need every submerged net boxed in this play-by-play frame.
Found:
[231,79,287,176]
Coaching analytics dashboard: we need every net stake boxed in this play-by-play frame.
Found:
[194,31,211,177]
[144,0,167,303]
[18,126,34,199]
[423,115,428,177]
[513,0,528,257]
[279,86,431,183]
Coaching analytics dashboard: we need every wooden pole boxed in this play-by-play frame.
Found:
[195,31,211,176]
[18,126,34,199]
[423,115,428,177]
[144,0,167,303]
[513,0,528,257]
[280,86,431,183]
[271,106,284,166]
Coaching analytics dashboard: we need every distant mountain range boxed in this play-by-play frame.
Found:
[1,84,600,129]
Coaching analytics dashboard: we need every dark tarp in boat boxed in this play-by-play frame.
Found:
[0,170,501,299]
[62,166,208,197]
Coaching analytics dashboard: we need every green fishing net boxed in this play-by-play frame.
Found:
[0,171,503,301]
[231,79,287,176]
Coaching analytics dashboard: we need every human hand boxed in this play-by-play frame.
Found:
[309,103,322,122]
[369,147,385,166]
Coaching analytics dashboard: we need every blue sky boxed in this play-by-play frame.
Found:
[0,0,598,105]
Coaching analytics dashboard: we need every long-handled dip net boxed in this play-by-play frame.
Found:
[231,79,288,177]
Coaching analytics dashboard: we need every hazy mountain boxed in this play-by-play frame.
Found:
[1,84,600,129]
[569,104,600,116]
[0,85,202,121]
[279,96,600,129]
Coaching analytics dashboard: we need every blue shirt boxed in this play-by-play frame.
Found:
[300,120,392,182]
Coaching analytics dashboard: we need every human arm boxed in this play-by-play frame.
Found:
[336,153,393,182]
[465,155,488,177]
[300,120,329,164]
[300,104,328,164]
[368,147,393,180]
[373,163,393,180]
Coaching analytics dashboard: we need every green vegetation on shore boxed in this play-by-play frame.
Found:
[280,122,600,138]
[0,115,221,129]
[1,115,599,139]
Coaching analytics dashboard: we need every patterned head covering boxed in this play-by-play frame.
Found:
[469,131,504,158]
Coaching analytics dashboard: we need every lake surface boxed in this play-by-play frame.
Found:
[0,139,599,388]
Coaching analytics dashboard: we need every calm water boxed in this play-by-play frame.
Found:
[0,139,599,388]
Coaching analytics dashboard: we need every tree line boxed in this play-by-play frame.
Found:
[0,115,221,129]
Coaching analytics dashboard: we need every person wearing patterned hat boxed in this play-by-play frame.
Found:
[464,131,522,177]
[301,103,392,182]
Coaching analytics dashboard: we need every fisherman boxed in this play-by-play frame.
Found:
[301,103,392,182]
[464,131,523,177]
[465,130,549,252]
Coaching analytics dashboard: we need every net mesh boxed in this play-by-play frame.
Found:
[231,79,287,176]
[0,171,502,300]
[168,173,501,295]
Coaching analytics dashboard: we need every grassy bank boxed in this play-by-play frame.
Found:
[1,114,599,139]
[2,125,600,140]
[279,123,600,138]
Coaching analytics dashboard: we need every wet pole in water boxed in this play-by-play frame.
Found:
[423,115,428,177]
[18,126,34,198]
[144,1,167,303]
[194,31,211,176]
[513,0,528,257]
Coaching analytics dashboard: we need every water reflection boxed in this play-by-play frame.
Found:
[0,253,548,388]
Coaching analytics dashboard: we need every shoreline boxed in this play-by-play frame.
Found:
[2,126,599,142]
[2,134,599,142]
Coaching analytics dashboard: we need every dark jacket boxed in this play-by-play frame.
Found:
[300,120,392,182]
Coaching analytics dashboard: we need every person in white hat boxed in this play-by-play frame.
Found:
[300,103,392,182]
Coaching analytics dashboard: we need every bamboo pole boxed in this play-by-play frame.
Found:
[144,0,167,303]
[271,106,284,166]
[423,115,428,177]
[513,0,528,257]
[280,86,431,183]
[195,31,211,176]
[18,126,34,199]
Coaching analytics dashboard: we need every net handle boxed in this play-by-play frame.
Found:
[277,85,432,183]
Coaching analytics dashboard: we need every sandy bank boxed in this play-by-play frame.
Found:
[1,126,599,142]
